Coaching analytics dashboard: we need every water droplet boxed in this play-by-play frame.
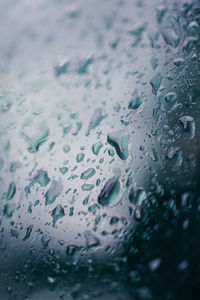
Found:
[23,224,34,241]
[165,92,177,103]
[183,37,198,51]
[41,234,50,248]
[92,141,103,155]
[45,180,63,205]
[107,130,130,160]
[161,27,179,48]
[148,258,161,271]
[25,170,50,194]
[9,161,22,173]
[81,168,95,180]
[110,216,119,225]
[81,183,95,191]
[78,55,94,74]
[84,230,100,249]
[179,116,195,138]
[51,205,65,226]
[156,5,167,23]
[76,153,85,163]
[6,182,16,200]
[98,177,120,206]
[54,59,70,77]
[63,144,71,153]
[86,108,106,136]
[188,85,200,103]
[47,276,57,288]
[150,73,163,95]
[59,167,69,175]
[27,123,49,153]
[128,89,143,109]
[129,186,146,205]
[173,58,185,67]
[167,147,183,168]
[10,229,19,238]
[129,24,146,47]
[187,21,199,33]
[3,203,15,218]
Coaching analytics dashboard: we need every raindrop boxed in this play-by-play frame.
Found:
[165,92,177,103]
[129,186,146,205]
[128,89,143,109]
[51,205,65,226]
[98,177,120,206]
[25,170,50,194]
[92,141,103,155]
[45,180,63,205]
[107,130,130,160]
[76,153,85,163]
[150,73,163,95]
[6,182,16,200]
[179,116,195,138]
[161,27,179,48]
[80,168,96,180]
[27,123,49,153]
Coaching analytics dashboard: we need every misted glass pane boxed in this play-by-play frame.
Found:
[0,0,200,299]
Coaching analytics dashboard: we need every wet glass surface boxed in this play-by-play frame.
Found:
[0,0,200,299]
